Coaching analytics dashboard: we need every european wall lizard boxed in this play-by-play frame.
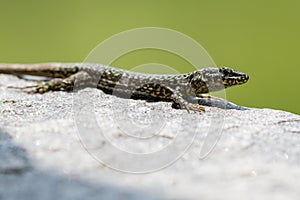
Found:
[0,63,249,111]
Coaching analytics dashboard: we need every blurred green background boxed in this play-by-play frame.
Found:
[0,0,299,114]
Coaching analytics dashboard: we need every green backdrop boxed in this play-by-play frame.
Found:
[0,0,299,114]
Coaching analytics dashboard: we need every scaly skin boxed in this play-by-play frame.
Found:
[0,63,249,111]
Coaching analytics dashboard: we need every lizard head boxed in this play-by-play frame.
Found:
[220,67,249,87]
[189,67,249,94]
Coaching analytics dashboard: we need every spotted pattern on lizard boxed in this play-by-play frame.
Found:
[0,63,249,111]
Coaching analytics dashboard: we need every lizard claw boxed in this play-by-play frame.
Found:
[185,103,205,112]
[173,101,205,113]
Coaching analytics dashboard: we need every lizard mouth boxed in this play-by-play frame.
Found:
[223,73,249,86]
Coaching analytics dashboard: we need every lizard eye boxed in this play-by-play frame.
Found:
[219,67,233,75]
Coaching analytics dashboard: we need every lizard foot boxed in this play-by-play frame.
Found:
[172,101,205,113]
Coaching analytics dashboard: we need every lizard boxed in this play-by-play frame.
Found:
[0,63,249,112]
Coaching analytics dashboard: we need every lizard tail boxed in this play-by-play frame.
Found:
[0,63,78,78]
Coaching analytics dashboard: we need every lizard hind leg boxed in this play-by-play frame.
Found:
[8,71,91,94]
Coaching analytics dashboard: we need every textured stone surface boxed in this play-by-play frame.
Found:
[1,74,300,200]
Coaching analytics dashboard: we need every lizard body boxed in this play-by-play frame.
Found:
[0,63,249,111]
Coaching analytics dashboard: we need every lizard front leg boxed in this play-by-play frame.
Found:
[197,94,227,101]
[133,84,205,112]
[171,93,205,112]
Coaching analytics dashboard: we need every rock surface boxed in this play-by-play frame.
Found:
[1,74,300,200]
